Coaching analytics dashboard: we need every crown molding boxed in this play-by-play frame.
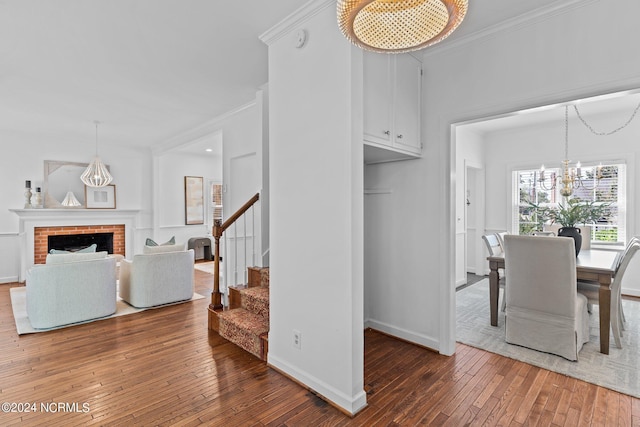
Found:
[259,0,334,46]
[422,0,600,59]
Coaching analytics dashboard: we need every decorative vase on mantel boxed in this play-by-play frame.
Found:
[558,226,582,256]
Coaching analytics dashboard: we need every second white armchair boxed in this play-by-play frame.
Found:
[119,247,195,308]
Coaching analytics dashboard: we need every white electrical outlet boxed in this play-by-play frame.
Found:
[293,329,301,349]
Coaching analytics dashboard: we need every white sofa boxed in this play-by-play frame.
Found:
[119,245,195,308]
[26,252,117,329]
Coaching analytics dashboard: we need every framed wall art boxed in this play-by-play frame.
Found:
[85,184,116,209]
[184,176,204,225]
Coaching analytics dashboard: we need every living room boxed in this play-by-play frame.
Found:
[2,0,640,421]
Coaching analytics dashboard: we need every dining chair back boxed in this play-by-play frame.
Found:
[578,241,640,348]
[531,231,556,236]
[482,234,503,257]
[496,231,509,252]
[504,234,590,361]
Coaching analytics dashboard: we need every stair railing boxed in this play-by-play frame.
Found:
[209,192,260,311]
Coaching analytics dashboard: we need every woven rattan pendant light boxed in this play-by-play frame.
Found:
[337,0,468,53]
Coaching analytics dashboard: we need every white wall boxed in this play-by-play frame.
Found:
[0,134,151,282]
[215,97,265,285]
[454,127,485,282]
[479,113,640,294]
[0,124,227,283]
[154,151,222,246]
[221,102,263,214]
[364,0,640,356]
[483,115,638,236]
[263,0,365,415]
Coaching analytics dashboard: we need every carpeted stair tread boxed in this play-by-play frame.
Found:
[218,308,269,359]
[260,268,269,287]
[241,286,269,320]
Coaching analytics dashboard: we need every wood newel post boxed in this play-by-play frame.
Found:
[210,219,223,311]
[208,193,259,323]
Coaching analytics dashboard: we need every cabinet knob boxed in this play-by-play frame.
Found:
[383,130,390,135]
[397,134,403,139]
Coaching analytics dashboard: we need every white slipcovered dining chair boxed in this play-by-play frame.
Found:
[496,231,509,252]
[531,231,556,236]
[577,240,640,349]
[482,233,506,311]
[504,235,590,361]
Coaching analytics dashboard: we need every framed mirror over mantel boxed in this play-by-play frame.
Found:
[43,160,111,208]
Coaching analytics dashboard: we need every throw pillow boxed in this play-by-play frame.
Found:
[49,243,97,255]
[46,251,108,264]
[142,243,185,254]
[145,236,176,246]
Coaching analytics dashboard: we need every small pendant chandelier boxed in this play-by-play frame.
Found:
[337,0,468,53]
[538,106,603,198]
[81,120,113,188]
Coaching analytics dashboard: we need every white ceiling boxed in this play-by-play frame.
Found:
[461,89,640,136]
[2,0,632,154]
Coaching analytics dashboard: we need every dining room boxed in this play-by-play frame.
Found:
[453,88,640,398]
[455,88,640,296]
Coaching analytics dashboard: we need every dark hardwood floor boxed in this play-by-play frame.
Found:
[1,269,638,426]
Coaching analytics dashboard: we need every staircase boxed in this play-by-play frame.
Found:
[213,266,269,360]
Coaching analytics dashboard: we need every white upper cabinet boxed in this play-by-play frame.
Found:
[363,52,422,163]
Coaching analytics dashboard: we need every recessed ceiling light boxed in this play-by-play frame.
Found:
[205,148,213,152]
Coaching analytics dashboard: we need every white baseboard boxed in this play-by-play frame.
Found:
[622,287,640,298]
[0,276,19,284]
[267,354,367,416]
[364,319,439,352]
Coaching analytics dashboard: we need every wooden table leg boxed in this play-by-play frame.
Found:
[489,260,500,327]
[598,277,611,355]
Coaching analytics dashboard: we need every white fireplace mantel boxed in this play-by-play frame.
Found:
[10,208,140,282]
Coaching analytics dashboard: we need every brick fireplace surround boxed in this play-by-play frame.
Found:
[10,208,139,282]
[34,224,125,264]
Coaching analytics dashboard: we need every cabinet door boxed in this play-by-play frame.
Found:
[393,54,421,154]
[363,52,392,146]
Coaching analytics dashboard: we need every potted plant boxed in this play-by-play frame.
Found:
[528,198,610,255]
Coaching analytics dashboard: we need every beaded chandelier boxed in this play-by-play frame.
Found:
[337,0,468,53]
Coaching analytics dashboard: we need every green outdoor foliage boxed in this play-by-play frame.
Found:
[594,228,618,242]
[528,198,610,229]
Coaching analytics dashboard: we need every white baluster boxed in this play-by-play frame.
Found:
[243,213,248,284]
[252,204,256,267]
[233,222,238,286]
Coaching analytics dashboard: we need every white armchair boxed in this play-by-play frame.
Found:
[26,253,117,329]
[504,235,589,361]
[119,247,195,308]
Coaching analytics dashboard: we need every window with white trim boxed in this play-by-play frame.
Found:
[514,162,626,247]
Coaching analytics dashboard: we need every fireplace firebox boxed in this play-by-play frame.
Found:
[48,233,114,254]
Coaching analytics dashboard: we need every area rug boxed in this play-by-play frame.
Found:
[456,279,640,398]
[194,261,215,274]
[10,286,204,335]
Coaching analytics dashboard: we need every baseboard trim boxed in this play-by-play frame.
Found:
[267,355,367,416]
[0,276,19,284]
[622,287,640,298]
[364,319,439,352]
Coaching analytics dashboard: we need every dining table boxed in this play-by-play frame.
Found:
[488,248,621,355]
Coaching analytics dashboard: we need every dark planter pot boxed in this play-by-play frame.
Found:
[558,226,582,256]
